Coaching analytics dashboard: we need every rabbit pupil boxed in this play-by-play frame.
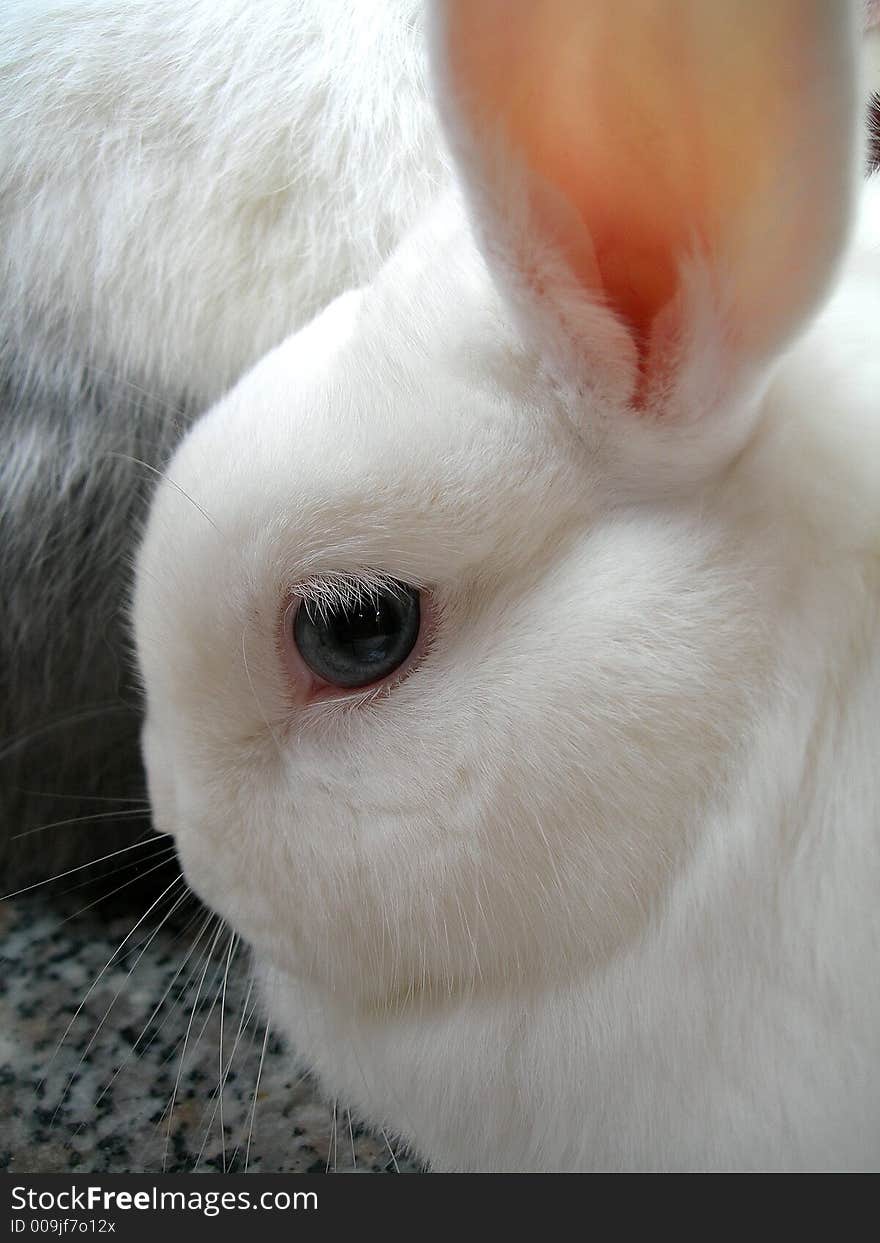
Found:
[294,582,420,688]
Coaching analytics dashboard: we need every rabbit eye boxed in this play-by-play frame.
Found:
[292,582,421,689]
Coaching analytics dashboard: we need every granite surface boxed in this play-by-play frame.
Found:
[1,867,420,1175]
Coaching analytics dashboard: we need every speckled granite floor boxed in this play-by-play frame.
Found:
[1,880,420,1174]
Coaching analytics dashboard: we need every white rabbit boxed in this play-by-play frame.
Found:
[134,1,880,1170]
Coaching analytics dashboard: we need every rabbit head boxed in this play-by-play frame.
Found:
[134,0,862,1008]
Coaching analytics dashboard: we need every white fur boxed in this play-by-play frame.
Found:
[132,2,879,1170]
[0,0,443,406]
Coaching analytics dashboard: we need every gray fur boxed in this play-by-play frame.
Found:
[0,345,193,887]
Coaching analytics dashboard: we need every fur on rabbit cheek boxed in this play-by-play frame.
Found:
[277,578,434,708]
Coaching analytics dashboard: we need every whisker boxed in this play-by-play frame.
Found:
[121,894,199,965]
[84,905,215,1119]
[326,1099,338,1173]
[154,931,230,1083]
[108,453,222,535]
[244,1021,271,1174]
[2,835,172,901]
[182,936,238,1068]
[54,839,172,897]
[15,790,151,806]
[347,1108,357,1171]
[0,705,133,760]
[227,994,273,1173]
[57,849,179,923]
[50,883,192,1122]
[162,919,226,1172]
[193,969,255,1173]
[39,873,185,1087]
[218,933,238,1172]
[12,809,151,842]
[381,1128,401,1174]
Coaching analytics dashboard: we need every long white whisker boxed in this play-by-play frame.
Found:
[326,1099,338,1173]
[218,933,238,1172]
[3,835,172,901]
[244,1021,271,1173]
[58,850,179,923]
[194,970,255,1173]
[227,991,268,1172]
[162,919,226,1172]
[108,453,222,534]
[0,705,131,760]
[15,789,151,805]
[183,935,236,1065]
[50,884,191,1122]
[39,872,185,1087]
[85,906,215,1117]
[381,1128,401,1174]
[11,807,152,841]
[54,835,171,894]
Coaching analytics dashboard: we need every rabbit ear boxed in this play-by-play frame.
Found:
[433,0,860,416]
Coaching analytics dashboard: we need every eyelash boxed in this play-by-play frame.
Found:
[293,570,418,625]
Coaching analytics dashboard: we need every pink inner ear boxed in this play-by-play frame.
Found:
[526,52,721,364]
[446,3,719,358]
[525,141,688,357]
[560,179,688,356]
[444,0,855,396]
